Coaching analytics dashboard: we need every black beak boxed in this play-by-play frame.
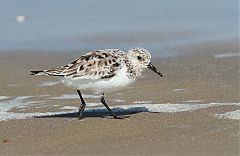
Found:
[147,62,163,77]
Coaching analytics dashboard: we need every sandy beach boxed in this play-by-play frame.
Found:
[0,39,239,156]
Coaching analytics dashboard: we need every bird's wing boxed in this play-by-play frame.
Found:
[32,49,126,79]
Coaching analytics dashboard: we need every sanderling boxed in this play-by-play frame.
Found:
[31,47,162,119]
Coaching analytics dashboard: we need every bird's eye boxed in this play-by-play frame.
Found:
[137,56,142,60]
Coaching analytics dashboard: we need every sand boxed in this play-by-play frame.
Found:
[0,39,239,156]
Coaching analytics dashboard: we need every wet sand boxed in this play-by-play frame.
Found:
[0,39,239,156]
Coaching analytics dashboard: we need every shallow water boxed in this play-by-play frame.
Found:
[0,0,237,55]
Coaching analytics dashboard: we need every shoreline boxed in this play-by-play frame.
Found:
[0,39,239,156]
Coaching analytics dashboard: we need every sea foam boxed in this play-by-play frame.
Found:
[0,95,239,121]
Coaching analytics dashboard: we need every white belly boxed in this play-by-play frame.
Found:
[61,67,134,92]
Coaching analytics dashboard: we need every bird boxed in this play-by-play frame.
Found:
[31,47,163,119]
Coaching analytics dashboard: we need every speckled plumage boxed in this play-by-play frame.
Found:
[42,49,126,79]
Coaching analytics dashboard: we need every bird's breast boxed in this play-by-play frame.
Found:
[61,66,134,92]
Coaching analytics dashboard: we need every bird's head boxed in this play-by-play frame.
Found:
[127,47,162,77]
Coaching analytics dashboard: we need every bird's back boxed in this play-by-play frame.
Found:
[31,49,128,80]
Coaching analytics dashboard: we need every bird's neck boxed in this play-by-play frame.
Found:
[125,59,143,79]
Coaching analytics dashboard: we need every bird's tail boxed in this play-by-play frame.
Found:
[30,70,64,77]
[30,70,47,75]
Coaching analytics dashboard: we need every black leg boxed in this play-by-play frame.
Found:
[77,90,86,120]
[100,93,127,119]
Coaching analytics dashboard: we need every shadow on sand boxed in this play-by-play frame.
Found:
[35,106,150,119]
